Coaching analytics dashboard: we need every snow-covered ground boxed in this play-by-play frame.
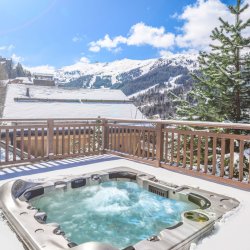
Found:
[0,155,249,250]
[0,148,19,162]
[0,148,6,161]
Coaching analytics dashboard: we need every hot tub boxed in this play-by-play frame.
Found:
[0,167,239,250]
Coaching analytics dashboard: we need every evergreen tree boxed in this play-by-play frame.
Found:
[178,0,250,123]
[15,63,26,77]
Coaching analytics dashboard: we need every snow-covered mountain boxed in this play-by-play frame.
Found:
[27,53,198,96]
[26,53,199,118]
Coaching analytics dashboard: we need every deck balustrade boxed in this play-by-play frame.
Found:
[0,118,249,189]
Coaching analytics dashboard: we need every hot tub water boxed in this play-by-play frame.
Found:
[31,181,198,249]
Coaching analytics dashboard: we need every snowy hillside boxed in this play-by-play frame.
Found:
[26,53,198,93]
[61,54,198,87]
[25,53,199,119]
[128,75,183,98]
[59,58,155,84]
[131,71,195,119]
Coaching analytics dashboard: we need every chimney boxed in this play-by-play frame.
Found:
[26,87,30,97]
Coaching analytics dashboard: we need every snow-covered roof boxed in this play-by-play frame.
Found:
[33,73,54,77]
[15,77,32,81]
[3,84,143,119]
[11,77,33,84]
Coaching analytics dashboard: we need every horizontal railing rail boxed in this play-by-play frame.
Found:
[2,117,250,129]
[105,118,250,130]
[0,118,249,189]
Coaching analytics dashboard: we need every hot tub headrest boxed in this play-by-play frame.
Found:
[71,178,86,188]
[109,171,137,180]
[23,186,44,200]
[188,193,211,209]
[122,247,135,250]
[11,180,41,199]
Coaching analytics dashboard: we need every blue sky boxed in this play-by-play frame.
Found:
[0,0,242,67]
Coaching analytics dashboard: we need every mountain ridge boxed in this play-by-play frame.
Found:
[25,53,199,118]
[26,53,198,94]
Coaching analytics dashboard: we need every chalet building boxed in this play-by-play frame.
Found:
[0,56,12,65]
[0,57,13,80]
[33,73,55,86]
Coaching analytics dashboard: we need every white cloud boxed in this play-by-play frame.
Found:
[175,0,250,51]
[0,44,15,51]
[127,22,175,48]
[89,45,100,52]
[11,53,23,63]
[62,57,92,72]
[89,0,250,54]
[79,57,90,64]
[89,22,175,52]
[25,65,55,74]
[72,35,83,43]
[89,34,127,52]
[112,47,122,54]
[25,57,90,74]
[241,0,250,36]
[159,50,174,57]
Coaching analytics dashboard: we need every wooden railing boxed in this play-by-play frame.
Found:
[0,118,249,189]
[0,118,103,165]
[105,118,250,189]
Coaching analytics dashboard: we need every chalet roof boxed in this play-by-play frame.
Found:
[3,84,143,119]
[33,73,54,77]
[9,77,33,85]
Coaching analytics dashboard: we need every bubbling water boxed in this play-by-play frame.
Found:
[31,181,197,249]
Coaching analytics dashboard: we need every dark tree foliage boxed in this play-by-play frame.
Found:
[0,59,30,80]
[132,73,195,119]
[178,0,250,123]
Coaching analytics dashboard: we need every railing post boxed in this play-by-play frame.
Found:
[102,119,109,153]
[156,123,164,167]
[47,119,54,160]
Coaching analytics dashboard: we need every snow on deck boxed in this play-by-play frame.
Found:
[0,148,20,162]
[0,155,249,250]
[3,84,143,119]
